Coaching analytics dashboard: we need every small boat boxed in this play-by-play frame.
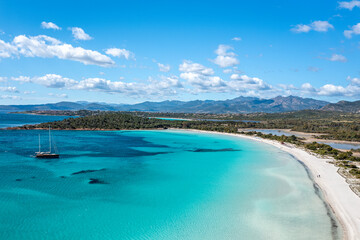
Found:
[35,126,59,158]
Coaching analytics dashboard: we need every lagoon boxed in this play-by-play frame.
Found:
[0,128,341,239]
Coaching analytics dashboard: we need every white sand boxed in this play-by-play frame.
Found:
[180,129,360,240]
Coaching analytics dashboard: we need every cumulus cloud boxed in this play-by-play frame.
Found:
[70,27,92,40]
[0,40,18,58]
[301,83,317,93]
[12,74,76,88]
[157,63,170,72]
[291,21,334,33]
[329,54,347,62]
[74,75,183,96]
[232,37,242,41]
[179,60,214,75]
[229,74,271,91]
[0,35,114,67]
[10,74,183,97]
[48,93,68,98]
[0,95,20,100]
[0,86,19,93]
[299,77,360,97]
[212,45,239,68]
[41,21,61,30]
[178,60,272,94]
[178,60,223,91]
[223,69,232,74]
[291,24,312,33]
[339,0,360,10]
[105,48,135,60]
[344,23,360,38]
[318,84,348,96]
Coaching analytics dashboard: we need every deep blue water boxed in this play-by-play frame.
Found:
[0,112,73,128]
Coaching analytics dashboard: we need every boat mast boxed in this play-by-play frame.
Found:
[38,134,41,153]
[49,126,51,153]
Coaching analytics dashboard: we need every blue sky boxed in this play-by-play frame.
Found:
[0,0,360,104]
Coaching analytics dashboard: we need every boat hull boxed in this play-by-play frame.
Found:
[36,153,59,158]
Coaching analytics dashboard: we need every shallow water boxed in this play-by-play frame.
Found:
[0,129,342,239]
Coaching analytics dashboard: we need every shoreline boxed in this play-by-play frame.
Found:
[176,129,360,240]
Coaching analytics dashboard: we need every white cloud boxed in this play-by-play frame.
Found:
[10,74,183,97]
[232,37,242,41]
[179,60,214,75]
[344,23,360,38]
[339,0,360,10]
[301,83,316,93]
[318,84,348,96]
[70,27,92,40]
[12,74,76,88]
[0,35,114,67]
[311,21,334,32]
[11,76,31,82]
[0,77,7,82]
[223,69,232,74]
[0,95,20,100]
[299,77,360,97]
[291,21,333,33]
[278,84,297,90]
[212,44,239,68]
[157,63,170,72]
[0,86,18,93]
[291,24,312,33]
[105,48,135,60]
[74,76,183,96]
[329,54,347,62]
[0,40,18,58]
[229,74,271,91]
[48,93,68,98]
[41,21,61,30]
[178,60,272,94]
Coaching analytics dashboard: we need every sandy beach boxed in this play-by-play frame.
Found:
[182,129,360,240]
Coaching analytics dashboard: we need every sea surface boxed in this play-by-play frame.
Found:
[0,112,72,129]
[0,125,342,239]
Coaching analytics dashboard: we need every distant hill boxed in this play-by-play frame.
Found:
[321,100,360,113]
[0,96,330,113]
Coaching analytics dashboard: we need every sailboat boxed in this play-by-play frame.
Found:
[35,126,59,158]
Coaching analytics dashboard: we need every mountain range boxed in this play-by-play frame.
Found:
[0,95,342,113]
[321,100,360,113]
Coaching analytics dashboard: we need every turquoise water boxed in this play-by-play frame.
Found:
[0,112,73,128]
[0,129,341,239]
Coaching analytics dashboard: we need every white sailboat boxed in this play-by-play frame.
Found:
[35,126,59,158]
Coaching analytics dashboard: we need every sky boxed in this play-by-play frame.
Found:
[0,0,360,104]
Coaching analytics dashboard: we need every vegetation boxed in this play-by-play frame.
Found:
[17,109,360,141]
